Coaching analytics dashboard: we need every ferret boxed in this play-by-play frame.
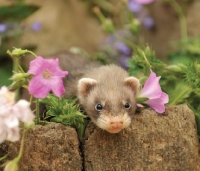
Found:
[57,52,140,133]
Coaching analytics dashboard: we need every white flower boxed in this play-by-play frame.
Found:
[14,100,35,123]
[0,86,35,144]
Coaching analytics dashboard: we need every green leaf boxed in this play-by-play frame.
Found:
[184,61,200,89]
[0,61,12,87]
[50,117,63,123]
[41,94,88,139]
[0,4,39,22]
[136,97,149,104]
[167,82,192,105]
[128,46,166,77]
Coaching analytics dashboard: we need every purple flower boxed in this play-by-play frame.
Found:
[137,70,169,113]
[0,23,7,33]
[28,56,68,98]
[31,22,42,32]
[142,17,155,29]
[127,0,143,13]
[119,55,131,69]
[114,42,131,55]
[135,0,155,5]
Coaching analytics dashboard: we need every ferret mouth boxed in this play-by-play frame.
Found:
[106,127,123,134]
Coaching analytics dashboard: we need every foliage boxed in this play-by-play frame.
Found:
[0,3,40,88]
[0,4,39,22]
[40,94,88,139]
[127,37,200,137]
[127,47,166,76]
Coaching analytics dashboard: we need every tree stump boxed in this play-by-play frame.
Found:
[83,105,200,171]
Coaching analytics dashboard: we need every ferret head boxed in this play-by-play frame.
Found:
[78,66,140,133]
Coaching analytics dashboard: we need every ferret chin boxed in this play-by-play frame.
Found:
[77,64,140,133]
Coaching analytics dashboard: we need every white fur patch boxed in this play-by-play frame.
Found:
[78,78,97,97]
[96,113,131,133]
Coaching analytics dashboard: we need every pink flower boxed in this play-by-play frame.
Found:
[135,0,155,5]
[0,86,35,143]
[137,70,169,113]
[28,56,68,98]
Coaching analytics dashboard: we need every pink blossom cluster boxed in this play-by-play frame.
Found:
[0,87,35,143]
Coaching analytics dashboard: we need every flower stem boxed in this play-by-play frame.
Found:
[27,51,37,58]
[168,0,188,41]
[93,0,114,13]
[0,154,8,162]
[36,98,40,124]
[58,97,60,109]
[142,51,152,68]
[13,58,25,73]
[15,129,26,163]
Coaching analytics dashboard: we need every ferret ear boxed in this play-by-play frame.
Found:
[78,78,97,97]
[124,77,140,94]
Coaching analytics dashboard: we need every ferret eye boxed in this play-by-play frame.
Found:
[124,102,131,109]
[95,104,103,111]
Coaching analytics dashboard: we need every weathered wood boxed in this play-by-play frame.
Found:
[83,105,200,171]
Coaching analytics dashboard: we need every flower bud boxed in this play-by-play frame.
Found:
[103,18,115,33]
[130,19,140,34]
[4,160,19,171]
[92,6,115,34]
[24,121,35,129]
[9,79,27,91]
[7,48,28,58]
[10,73,32,82]
[166,64,184,73]
[92,6,101,15]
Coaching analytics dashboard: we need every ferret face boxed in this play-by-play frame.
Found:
[77,65,140,133]
[85,86,137,133]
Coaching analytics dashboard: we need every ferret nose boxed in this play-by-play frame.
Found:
[110,121,123,129]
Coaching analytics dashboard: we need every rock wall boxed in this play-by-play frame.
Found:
[0,123,82,171]
[0,105,200,171]
[83,105,200,171]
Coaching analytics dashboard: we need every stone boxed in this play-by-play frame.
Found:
[83,105,200,171]
[1,123,82,171]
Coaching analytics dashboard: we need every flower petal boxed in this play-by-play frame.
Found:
[0,120,7,143]
[127,0,143,13]
[14,100,35,123]
[28,56,68,98]
[50,58,68,77]
[135,0,155,4]
[28,75,50,98]
[139,70,162,99]
[4,114,19,128]
[137,104,144,108]
[48,76,66,98]
[145,92,169,113]
[6,126,20,142]
[28,56,45,75]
